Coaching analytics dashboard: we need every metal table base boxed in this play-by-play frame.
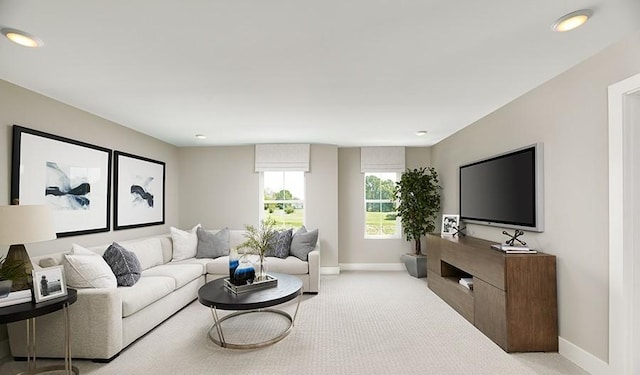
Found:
[19,302,79,375]
[208,291,302,349]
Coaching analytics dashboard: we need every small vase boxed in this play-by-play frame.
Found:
[255,255,268,282]
[233,256,255,286]
[229,247,239,284]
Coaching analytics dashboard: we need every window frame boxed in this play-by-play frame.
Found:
[259,171,306,229]
[364,172,401,239]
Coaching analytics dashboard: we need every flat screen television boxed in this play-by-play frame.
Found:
[459,143,544,232]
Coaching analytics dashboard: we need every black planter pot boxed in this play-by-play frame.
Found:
[400,253,427,278]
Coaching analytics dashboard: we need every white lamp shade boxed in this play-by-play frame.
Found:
[0,205,57,245]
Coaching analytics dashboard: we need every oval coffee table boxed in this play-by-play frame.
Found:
[197,272,302,349]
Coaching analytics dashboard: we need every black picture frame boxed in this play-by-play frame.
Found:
[114,151,165,230]
[11,125,112,237]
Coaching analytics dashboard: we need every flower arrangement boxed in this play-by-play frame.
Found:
[240,218,278,281]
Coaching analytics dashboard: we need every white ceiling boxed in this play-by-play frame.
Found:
[1,1,639,147]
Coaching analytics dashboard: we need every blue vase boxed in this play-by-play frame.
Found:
[229,247,239,284]
[233,257,255,286]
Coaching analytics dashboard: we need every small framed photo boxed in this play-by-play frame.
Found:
[32,265,67,303]
[442,214,460,235]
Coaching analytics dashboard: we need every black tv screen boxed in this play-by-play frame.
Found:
[459,144,544,232]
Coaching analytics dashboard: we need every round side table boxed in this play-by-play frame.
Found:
[0,288,79,375]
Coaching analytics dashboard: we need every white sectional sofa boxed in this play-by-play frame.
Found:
[7,229,320,361]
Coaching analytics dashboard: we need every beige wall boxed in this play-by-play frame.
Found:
[431,31,640,361]
[0,79,180,358]
[338,147,431,265]
[177,144,340,268]
[177,146,257,230]
[0,80,180,256]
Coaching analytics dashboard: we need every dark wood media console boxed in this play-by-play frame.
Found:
[426,234,558,352]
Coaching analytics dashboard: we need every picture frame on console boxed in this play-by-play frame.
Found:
[11,125,112,237]
[114,151,165,230]
[32,265,67,303]
[441,214,459,235]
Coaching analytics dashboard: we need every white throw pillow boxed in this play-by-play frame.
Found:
[63,244,117,289]
[72,243,95,255]
[170,224,201,261]
[120,237,165,271]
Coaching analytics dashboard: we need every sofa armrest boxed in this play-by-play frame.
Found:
[8,287,124,360]
[307,247,320,293]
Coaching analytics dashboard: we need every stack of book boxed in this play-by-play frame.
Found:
[491,244,537,254]
[0,290,32,308]
[459,277,473,290]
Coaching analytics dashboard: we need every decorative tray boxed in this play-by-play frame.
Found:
[223,274,278,294]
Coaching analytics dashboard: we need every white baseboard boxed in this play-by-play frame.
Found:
[320,267,340,275]
[339,263,404,271]
[559,336,609,375]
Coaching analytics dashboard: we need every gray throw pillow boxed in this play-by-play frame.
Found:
[103,242,141,287]
[290,226,318,261]
[265,229,293,259]
[196,227,230,259]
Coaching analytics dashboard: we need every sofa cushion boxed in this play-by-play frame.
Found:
[265,229,293,259]
[120,276,175,317]
[120,238,164,271]
[170,225,200,261]
[265,256,309,275]
[204,255,309,275]
[141,264,203,288]
[62,244,117,289]
[229,230,246,249]
[205,256,232,275]
[290,226,318,261]
[196,227,229,259]
[103,242,142,287]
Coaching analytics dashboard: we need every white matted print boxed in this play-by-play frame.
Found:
[441,214,460,235]
[11,125,112,237]
[32,265,67,303]
[114,151,165,230]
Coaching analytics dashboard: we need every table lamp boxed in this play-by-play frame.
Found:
[0,205,57,291]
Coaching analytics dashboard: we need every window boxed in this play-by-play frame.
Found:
[261,171,305,229]
[364,172,400,238]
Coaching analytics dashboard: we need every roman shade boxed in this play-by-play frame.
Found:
[360,147,405,173]
[255,144,310,172]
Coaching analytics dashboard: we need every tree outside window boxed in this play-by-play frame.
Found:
[262,171,304,229]
[365,172,400,238]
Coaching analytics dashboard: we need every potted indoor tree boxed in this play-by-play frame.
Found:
[394,166,441,278]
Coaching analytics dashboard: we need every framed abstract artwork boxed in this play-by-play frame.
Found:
[11,125,112,237]
[114,151,165,230]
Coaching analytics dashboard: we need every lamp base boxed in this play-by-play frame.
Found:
[4,244,34,292]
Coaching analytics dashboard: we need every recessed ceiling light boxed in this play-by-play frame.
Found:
[415,130,427,136]
[195,134,207,140]
[551,9,593,32]
[1,27,44,47]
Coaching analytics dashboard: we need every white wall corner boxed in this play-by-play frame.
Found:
[559,337,609,375]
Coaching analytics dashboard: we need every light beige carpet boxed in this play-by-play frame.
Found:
[0,271,589,374]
